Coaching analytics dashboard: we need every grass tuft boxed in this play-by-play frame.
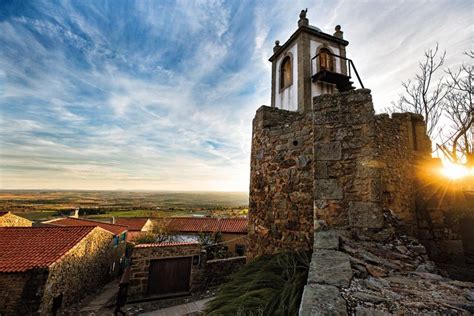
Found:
[205,251,310,316]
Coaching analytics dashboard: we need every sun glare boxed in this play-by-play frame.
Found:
[440,161,473,180]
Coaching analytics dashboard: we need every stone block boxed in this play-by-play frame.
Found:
[348,202,383,229]
[308,250,352,288]
[315,162,328,179]
[299,284,347,316]
[314,179,343,200]
[314,231,339,250]
[315,141,342,161]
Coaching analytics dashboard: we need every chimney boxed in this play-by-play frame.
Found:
[73,207,79,218]
[112,216,116,224]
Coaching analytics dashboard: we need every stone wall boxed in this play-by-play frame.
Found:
[0,271,48,315]
[200,256,246,288]
[415,164,474,266]
[39,227,118,315]
[128,243,202,299]
[248,89,434,258]
[248,106,314,258]
[0,212,32,227]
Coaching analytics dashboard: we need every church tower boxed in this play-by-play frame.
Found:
[270,9,363,112]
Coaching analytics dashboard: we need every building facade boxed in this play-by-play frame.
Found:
[0,226,116,315]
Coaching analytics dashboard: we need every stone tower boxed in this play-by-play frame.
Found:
[248,10,433,259]
[270,9,362,113]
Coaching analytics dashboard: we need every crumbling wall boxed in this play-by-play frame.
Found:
[248,106,314,258]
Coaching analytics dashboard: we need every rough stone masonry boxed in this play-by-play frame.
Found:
[249,89,429,257]
[248,89,472,267]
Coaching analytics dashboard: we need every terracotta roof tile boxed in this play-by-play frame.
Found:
[47,217,128,235]
[0,226,96,272]
[162,217,247,234]
[135,241,199,248]
[115,218,149,231]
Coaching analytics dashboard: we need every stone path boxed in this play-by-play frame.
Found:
[79,279,119,313]
[139,298,212,316]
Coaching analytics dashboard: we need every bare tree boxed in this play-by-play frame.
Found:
[442,51,474,165]
[392,44,451,137]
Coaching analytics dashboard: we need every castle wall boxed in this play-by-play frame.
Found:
[249,89,437,259]
[248,106,314,258]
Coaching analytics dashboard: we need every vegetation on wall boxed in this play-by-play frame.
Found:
[205,251,310,316]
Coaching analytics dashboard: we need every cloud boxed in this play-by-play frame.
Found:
[0,0,472,191]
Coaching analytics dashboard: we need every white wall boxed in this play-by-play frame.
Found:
[275,43,298,111]
[310,40,341,98]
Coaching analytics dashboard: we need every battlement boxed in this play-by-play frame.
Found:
[248,89,433,258]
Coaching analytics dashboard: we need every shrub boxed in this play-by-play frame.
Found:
[205,251,310,316]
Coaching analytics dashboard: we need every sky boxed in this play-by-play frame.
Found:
[0,0,472,192]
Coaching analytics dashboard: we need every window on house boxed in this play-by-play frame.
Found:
[235,244,246,256]
[113,236,119,246]
[319,48,334,72]
[280,56,292,90]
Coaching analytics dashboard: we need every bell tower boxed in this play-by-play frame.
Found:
[270,9,363,113]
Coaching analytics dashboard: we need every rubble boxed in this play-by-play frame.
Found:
[300,210,474,315]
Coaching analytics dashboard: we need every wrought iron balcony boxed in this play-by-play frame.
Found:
[311,51,364,92]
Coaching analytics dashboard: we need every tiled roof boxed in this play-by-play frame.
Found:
[0,226,96,272]
[162,217,248,234]
[135,241,199,248]
[115,218,149,231]
[46,217,128,235]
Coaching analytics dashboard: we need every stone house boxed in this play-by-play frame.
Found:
[114,217,154,241]
[128,242,203,299]
[156,217,248,256]
[0,211,32,227]
[0,226,115,315]
[44,217,128,275]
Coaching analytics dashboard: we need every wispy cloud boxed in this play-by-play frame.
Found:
[0,0,472,191]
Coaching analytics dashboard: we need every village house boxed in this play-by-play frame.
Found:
[157,217,248,256]
[0,211,32,227]
[114,217,154,241]
[44,217,128,275]
[0,226,116,315]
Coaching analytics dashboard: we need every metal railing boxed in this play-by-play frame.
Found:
[311,51,364,89]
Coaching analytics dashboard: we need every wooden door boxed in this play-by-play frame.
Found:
[147,257,192,296]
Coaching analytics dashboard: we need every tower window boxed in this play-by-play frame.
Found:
[280,55,293,91]
[319,48,334,72]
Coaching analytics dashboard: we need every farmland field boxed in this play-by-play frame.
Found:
[0,190,249,221]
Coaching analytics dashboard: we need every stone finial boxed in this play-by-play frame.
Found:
[273,40,281,53]
[334,25,343,39]
[298,8,309,27]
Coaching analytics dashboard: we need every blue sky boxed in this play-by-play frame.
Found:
[0,0,472,191]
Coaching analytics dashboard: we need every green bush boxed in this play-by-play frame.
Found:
[205,251,310,316]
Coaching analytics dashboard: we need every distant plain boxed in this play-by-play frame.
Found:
[0,190,249,221]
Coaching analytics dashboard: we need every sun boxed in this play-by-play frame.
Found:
[440,161,473,180]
